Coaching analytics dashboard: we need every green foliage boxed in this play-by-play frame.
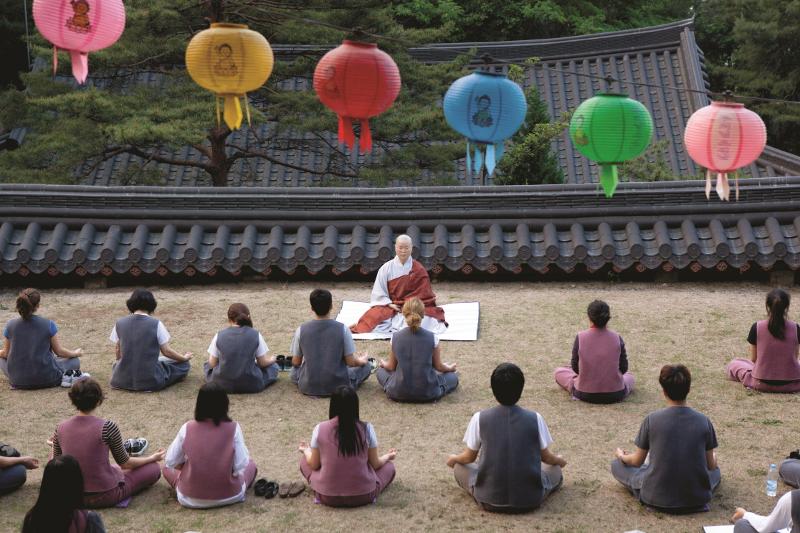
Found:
[619,139,685,182]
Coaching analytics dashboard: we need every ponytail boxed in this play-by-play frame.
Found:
[227,303,253,328]
[16,288,41,321]
[766,288,790,340]
[402,297,425,333]
[329,386,365,457]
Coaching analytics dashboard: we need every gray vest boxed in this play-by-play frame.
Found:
[385,327,440,401]
[297,319,349,397]
[110,314,165,391]
[209,326,263,393]
[5,316,62,389]
[793,490,800,533]
[475,405,544,509]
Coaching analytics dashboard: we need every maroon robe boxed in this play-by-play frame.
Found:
[351,259,445,333]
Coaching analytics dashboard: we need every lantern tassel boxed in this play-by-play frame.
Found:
[52,46,58,78]
[70,50,89,85]
[473,145,483,174]
[716,172,730,201]
[359,119,372,154]
[599,164,618,198]
[735,176,740,201]
[466,142,472,177]
[494,142,505,161]
[222,96,243,130]
[338,116,355,150]
[705,170,712,200]
[485,144,496,175]
[244,95,252,127]
[215,97,221,128]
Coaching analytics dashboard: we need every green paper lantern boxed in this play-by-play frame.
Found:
[569,93,653,197]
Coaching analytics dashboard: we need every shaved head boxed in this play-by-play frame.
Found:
[395,234,412,246]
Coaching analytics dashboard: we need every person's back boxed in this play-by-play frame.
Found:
[56,415,125,493]
[110,314,163,391]
[575,327,625,394]
[753,318,800,381]
[385,327,439,401]
[177,420,241,500]
[5,315,62,389]
[475,404,544,509]
[313,417,377,497]
[295,319,350,396]
[209,326,263,393]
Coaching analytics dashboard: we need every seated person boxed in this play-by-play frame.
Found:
[782,456,800,488]
[298,386,397,507]
[554,300,635,403]
[447,363,566,513]
[22,455,106,533]
[204,303,278,394]
[612,364,721,514]
[376,297,458,402]
[163,383,258,509]
[0,452,39,496]
[350,235,447,335]
[732,489,800,532]
[727,288,800,393]
[51,378,164,508]
[0,288,85,389]
[290,289,371,397]
[110,289,192,392]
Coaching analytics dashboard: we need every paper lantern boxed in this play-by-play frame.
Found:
[186,23,274,130]
[33,0,126,84]
[313,40,401,153]
[569,93,653,198]
[443,71,527,175]
[684,101,766,201]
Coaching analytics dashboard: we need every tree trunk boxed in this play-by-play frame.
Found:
[208,126,232,187]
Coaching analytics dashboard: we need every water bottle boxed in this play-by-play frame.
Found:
[766,463,778,497]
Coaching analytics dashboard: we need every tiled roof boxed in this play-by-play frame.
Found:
[72,19,800,187]
[2,179,800,279]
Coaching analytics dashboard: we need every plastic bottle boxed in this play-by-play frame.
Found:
[766,463,778,497]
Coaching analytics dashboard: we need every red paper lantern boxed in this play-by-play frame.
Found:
[684,101,766,201]
[313,40,401,153]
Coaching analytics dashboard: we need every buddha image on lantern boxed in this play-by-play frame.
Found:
[66,0,91,33]
[471,95,494,127]
[213,44,238,77]
[573,116,589,145]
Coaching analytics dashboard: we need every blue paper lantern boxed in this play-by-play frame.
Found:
[443,70,527,175]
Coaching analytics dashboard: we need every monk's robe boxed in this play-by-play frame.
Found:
[351,257,446,334]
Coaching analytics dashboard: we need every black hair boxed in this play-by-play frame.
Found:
[329,386,365,457]
[766,288,790,340]
[16,288,41,321]
[310,289,333,316]
[227,303,253,328]
[68,378,104,412]
[587,300,611,328]
[194,383,232,426]
[490,363,525,406]
[22,455,84,533]
[659,364,691,401]
[126,288,157,314]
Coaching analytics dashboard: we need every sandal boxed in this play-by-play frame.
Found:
[368,358,378,374]
[254,478,268,497]
[264,481,279,499]
[288,480,305,498]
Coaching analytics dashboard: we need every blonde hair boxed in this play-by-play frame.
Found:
[402,297,424,332]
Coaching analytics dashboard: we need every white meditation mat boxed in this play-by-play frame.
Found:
[335,301,480,341]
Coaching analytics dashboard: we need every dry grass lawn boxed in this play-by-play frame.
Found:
[1,281,799,533]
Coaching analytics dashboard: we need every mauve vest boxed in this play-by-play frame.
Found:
[177,420,242,500]
[297,320,349,397]
[753,320,800,381]
[475,405,544,509]
[312,418,378,497]
[574,328,625,393]
[385,328,440,401]
[57,416,124,493]
[110,314,165,391]
[5,316,62,389]
[210,327,263,393]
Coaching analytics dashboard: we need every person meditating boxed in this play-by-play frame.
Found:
[350,234,447,335]
[611,364,721,514]
[553,300,635,403]
[727,288,800,393]
[446,363,567,513]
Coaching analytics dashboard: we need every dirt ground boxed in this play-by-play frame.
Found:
[0,281,798,533]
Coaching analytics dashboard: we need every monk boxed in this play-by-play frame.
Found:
[350,235,447,334]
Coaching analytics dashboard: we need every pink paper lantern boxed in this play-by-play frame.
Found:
[33,0,126,84]
[684,101,766,201]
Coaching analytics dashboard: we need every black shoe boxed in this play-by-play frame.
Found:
[254,478,268,497]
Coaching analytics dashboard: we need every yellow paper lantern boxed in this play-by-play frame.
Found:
[186,23,274,130]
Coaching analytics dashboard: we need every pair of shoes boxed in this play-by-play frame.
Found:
[61,370,91,388]
[368,357,378,374]
[254,478,279,499]
[123,438,148,457]
[275,355,292,372]
[788,449,800,460]
[278,480,305,498]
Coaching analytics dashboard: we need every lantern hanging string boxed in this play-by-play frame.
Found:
[243,4,800,108]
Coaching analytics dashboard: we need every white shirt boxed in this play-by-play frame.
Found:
[370,256,413,305]
[207,331,269,359]
[743,491,795,532]
[109,312,170,346]
[310,422,378,449]
[165,421,251,509]
[463,411,553,452]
